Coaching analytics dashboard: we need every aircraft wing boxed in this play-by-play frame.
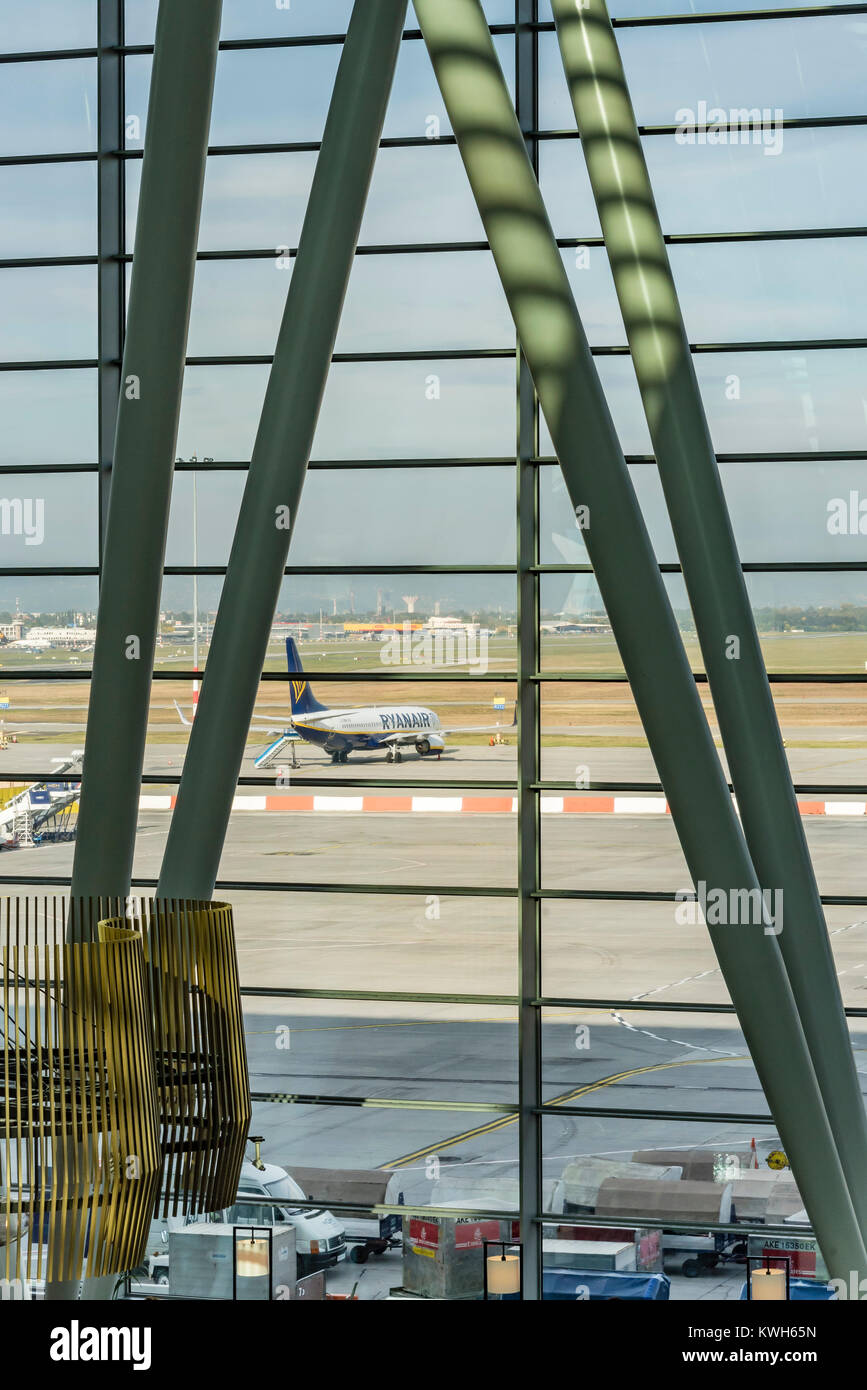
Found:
[440,704,517,736]
[172,700,289,735]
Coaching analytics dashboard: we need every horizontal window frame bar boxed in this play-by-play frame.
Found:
[206,456,517,471]
[0,874,520,898]
[536,562,867,573]
[4,560,867,576]
[2,668,865,684]
[247,1090,516,1114]
[192,1194,515,1223]
[5,6,864,67]
[538,1102,773,1124]
[0,669,518,683]
[605,3,867,26]
[543,450,867,464]
[0,359,97,371]
[4,770,867,799]
[0,463,98,474]
[4,451,867,475]
[539,997,738,1013]
[244,1092,774,1127]
[0,152,96,168]
[7,333,867,374]
[0,24,517,71]
[537,996,867,1019]
[186,339,867,361]
[536,671,867,682]
[531,782,867,796]
[7,108,867,168]
[8,224,867,274]
[212,876,517,898]
[0,565,511,577]
[237,986,867,1020]
[0,771,519,792]
[245,1092,775,1129]
[242,986,517,1006]
[536,887,867,906]
[166,564,515,575]
[532,1212,805,1239]
[541,113,867,141]
[0,567,98,577]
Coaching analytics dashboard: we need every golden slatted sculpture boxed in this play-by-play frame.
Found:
[0,896,161,1285]
[95,898,251,1218]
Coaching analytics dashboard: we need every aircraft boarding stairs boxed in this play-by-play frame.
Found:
[253,731,299,771]
[0,753,83,848]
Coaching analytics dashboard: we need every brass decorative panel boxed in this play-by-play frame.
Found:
[96,899,251,1217]
[0,897,160,1285]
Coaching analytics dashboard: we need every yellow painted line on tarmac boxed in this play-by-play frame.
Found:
[381,1054,748,1170]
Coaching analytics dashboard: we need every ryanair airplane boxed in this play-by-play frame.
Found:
[282,638,514,764]
[176,638,515,766]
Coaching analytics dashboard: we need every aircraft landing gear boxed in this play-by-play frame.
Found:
[331,750,350,764]
[385,748,402,764]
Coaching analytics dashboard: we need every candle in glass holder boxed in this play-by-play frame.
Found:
[751,1267,787,1300]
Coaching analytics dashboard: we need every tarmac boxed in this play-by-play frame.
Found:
[1,733,865,1295]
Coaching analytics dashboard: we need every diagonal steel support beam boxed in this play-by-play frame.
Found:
[550,0,867,1239]
[414,0,866,1281]
[55,1,222,1301]
[70,0,223,907]
[156,0,409,901]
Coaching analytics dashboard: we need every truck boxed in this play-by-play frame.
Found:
[290,1167,405,1264]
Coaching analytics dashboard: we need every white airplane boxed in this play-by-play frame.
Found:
[282,638,515,764]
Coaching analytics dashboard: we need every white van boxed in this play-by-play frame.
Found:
[142,1160,346,1284]
[225,1159,346,1275]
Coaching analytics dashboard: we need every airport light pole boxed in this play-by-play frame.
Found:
[157,0,409,901]
[414,0,867,1281]
[549,0,867,1239]
[69,0,222,911]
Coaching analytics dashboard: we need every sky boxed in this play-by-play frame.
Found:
[0,0,866,615]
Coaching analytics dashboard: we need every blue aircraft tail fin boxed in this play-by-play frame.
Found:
[286,637,328,717]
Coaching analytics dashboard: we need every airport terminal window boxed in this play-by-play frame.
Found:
[1,0,866,1304]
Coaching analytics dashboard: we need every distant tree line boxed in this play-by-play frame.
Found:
[675,604,867,634]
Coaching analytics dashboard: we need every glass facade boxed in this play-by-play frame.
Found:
[1,0,865,1305]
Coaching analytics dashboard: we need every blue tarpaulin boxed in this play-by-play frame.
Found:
[504,1269,670,1300]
